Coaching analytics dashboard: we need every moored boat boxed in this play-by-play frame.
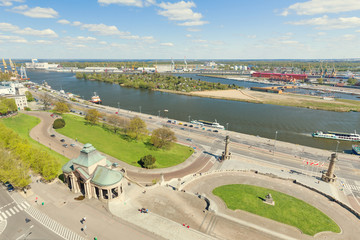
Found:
[352,145,360,155]
[90,92,102,104]
[191,119,225,129]
[312,130,360,142]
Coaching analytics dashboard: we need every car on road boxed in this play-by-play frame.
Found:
[186,138,192,142]
[60,139,65,142]
[167,120,172,123]
[149,116,152,119]
[62,144,68,148]
[184,124,188,126]
[195,126,199,129]
[50,134,55,137]
[70,143,75,147]
[112,163,119,167]
[213,130,219,133]
[180,128,185,130]
[7,185,14,192]
[207,129,212,131]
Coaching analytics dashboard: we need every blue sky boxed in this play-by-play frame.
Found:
[1,0,360,59]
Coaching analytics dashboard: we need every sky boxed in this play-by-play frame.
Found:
[1,0,360,59]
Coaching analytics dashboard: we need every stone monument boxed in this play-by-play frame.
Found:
[263,193,275,206]
[221,135,231,160]
[321,153,337,183]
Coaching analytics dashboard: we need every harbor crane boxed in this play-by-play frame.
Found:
[171,57,175,72]
[20,64,29,80]
[184,56,188,71]
[9,58,18,76]
[2,58,8,74]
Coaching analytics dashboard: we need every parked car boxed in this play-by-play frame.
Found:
[167,120,172,123]
[180,128,185,130]
[112,163,119,167]
[50,134,55,137]
[213,130,219,133]
[184,124,188,126]
[149,117,152,119]
[189,125,193,127]
[70,143,75,147]
[7,185,14,192]
[186,138,192,142]
[62,144,68,148]
[60,139,65,142]
[207,129,212,131]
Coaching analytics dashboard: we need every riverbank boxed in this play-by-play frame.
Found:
[157,89,360,112]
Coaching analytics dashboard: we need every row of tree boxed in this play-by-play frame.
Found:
[76,72,235,92]
[0,123,60,189]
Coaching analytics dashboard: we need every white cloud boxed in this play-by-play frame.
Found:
[160,42,173,46]
[343,34,355,41]
[0,22,58,37]
[10,5,59,18]
[72,21,82,26]
[158,1,208,26]
[58,19,70,24]
[185,34,191,37]
[99,41,107,44]
[81,23,130,36]
[282,0,360,16]
[192,39,207,43]
[0,34,27,43]
[98,0,143,7]
[0,0,23,7]
[247,35,257,39]
[187,28,201,32]
[33,40,52,44]
[288,15,360,29]
[76,36,97,41]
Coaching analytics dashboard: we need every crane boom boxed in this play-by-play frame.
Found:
[2,58,8,73]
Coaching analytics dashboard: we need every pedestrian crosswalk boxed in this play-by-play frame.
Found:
[342,183,360,192]
[0,202,30,221]
[25,206,85,240]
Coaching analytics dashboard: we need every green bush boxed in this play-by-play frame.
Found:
[138,155,156,169]
[53,118,65,129]
[24,107,31,111]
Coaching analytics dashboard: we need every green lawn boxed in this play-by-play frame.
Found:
[0,113,69,169]
[56,114,193,168]
[213,184,340,236]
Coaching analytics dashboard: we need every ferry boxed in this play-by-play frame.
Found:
[312,130,360,142]
[191,119,225,129]
[352,145,360,155]
[90,92,102,104]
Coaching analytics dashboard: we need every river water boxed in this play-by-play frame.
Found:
[27,70,360,152]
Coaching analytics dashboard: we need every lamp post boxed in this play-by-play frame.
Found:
[23,225,34,240]
[188,115,191,123]
[139,106,142,114]
[335,141,340,155]
[117,102,120,113]
[158,110,160,118]
[226,123,229,131]
[273,131,278,155]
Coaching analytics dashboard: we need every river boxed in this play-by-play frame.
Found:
[27,70,360,152]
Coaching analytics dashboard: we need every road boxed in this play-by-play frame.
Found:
[0,186,64,240]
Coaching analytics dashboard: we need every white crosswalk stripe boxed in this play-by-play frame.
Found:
[9,208,15,215]
[5,211,10,217]
[343,183,360,192]
[25,206,85,240]
[17,204,23,211]
[13,206,19,213]
[1,212,7,219]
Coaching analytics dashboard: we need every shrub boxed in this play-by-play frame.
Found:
[53,118,65,129]
[138,155,156,169]
[24,107,31,111]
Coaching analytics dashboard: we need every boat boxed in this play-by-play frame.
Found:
[352,145,360,155]
[191,119,225,129]
[90,92,102,104]
[312,130,360,142]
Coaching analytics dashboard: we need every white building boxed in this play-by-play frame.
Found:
[0,82,15,95]
[155,64,172,73]
[5,94,28,110]
[25,59,59,70]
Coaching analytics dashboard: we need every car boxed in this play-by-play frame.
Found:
[115,112,118,114]
[213,130,219,133]
[7,185,14,192]
[195,126,199,129]
[180,128,185,130]
[189,125,193,127]
[50,134,55,137]
[63,144,68,148]
[178,122,183,125]
[167,120,172,123]
[149,116,152,119]
[207,129,212,131]
[186,138,192,142]
[4,181,11,187]
[184,124,188,126]
[112,163,119,167]
[70,143,75,147]
[60,139,65,142]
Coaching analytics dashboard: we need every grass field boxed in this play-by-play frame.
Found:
[0,113,69,170]
[56,114,193,168]
[213,184,340,236]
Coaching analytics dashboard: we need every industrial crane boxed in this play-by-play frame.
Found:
[2,58,8,74]
[20,64,29,80]
[9,58,18,76]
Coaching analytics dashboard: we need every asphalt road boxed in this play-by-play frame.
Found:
[0,186,63,240]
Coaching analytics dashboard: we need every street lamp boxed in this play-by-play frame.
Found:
[117,102,120,113]
[139,106,142,114]
[273,130,278,155]
[188,115,191,123]
[158,110,160,118]
[23,225,34,240]
[335,141,340,155]
[226,123,229,131]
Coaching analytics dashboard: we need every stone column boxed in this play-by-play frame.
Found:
[99,187,103,199]
[222,135,231,160]
[108,189,112,200]
[321,153,337,183]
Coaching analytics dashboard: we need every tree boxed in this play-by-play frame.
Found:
[85,109,101,125]
[107,115,126,133]
[138,155,156,169]
[25,91,34,102]
[317,78,323,84]
[53,118,66,129]
[54,101,69,114]
[150,127,177,149]
[347,78,357,86]
[126,116,148,140]
[39,93,53,110]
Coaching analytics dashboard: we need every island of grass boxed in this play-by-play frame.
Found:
[0,113,69,168]
[212,184,340,236]
[56,114,193,168]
